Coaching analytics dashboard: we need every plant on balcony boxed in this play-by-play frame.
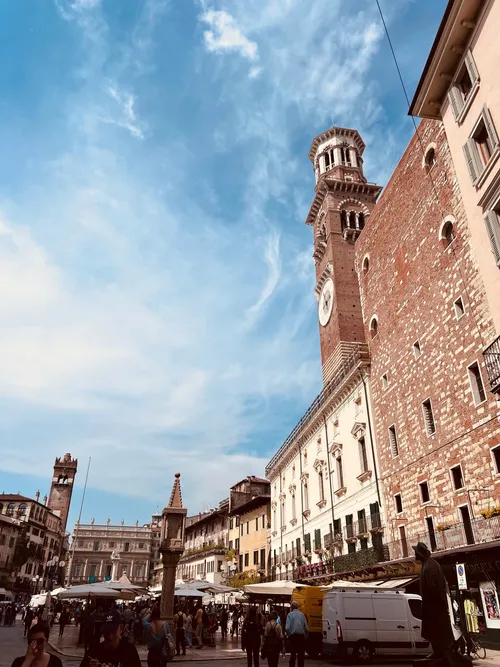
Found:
[225,549,236,562]
[435,523,452,532]
[333,545,382,574]
[294,556,304,566]
[480,506,500,519]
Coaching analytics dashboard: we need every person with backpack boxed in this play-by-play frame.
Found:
[143,607,171,667]
[220,608,228,641]
[241,607,263,667]
[262,611,284,667]
[175,607,187,656]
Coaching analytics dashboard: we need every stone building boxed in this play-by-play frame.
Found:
[228,476,270,581]
[177,498,229,584]
[0,513,22,597]
[265,126,385,583]
[67,520,152,586]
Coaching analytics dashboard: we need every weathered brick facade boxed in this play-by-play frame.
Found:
[356,120,500,551]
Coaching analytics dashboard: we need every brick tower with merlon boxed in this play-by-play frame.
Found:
[48,453,78,533]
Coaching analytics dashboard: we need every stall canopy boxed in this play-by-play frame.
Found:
[174,587,206,598]
[244,581,302,596]
[57,583,121,599]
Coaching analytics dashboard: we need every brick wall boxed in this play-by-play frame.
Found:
[355,120,500,541]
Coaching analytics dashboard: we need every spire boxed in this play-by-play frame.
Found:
[168,472,183,509]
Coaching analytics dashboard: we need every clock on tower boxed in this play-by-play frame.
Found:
[306,125,382,385]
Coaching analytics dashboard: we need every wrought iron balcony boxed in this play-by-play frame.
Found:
[484,335,500,394]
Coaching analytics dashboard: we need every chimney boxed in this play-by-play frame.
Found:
[43,495,47,506]
[35,491,40,503]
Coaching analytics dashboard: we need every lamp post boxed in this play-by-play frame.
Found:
[32,575,41,594]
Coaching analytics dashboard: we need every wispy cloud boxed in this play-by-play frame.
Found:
[200,9,258,61]
[246,230,281,325]
[103,84,145,139]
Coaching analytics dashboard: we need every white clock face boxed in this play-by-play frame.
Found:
[318,278,334,326]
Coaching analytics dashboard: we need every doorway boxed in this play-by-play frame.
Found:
[459,505,475,545]
[425,516,437,552]
[399,525,408,558]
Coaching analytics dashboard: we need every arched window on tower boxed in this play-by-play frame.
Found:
[349,211,356,229]
[340,210,348,233]
[324,151,330,170]
[358,212,365,230]
[340,146,351,166]
[63,475,68,484]
[18,503,27,517]
[58,475,63,484]
[6,503,15,517]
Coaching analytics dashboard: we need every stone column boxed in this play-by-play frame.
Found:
[83,558,88,578]
[99,559,104,578]
[159,473,187,625]
[350,147,358,168]
[334,147,342,166]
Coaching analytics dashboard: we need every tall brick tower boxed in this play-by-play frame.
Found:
[306,126,382,384]
[48,453,78,533]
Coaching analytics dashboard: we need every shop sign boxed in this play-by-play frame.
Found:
[456,563,467,590]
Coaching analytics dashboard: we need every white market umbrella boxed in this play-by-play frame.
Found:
[57,584,120,600]
[50,587,66,597]
[243,581,301,596]
[174,587,205,598]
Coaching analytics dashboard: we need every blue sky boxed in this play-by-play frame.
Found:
[0,0,446,530]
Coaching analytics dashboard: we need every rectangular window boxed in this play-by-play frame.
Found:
[138,542,144,549]
[235,516,240,526]
[262,514,265,529]
[484,208,500,266]
[241,524,243,536]
[318,470,325,502]
[124,542,130,552]
[244,552,249,567]
[468,361,486,405]
[260,549,265,569]
[336,456,344,488]
[105,564,112,577]
[253,550,259,565]
[454,297,465,319]
[464,106,499,184]
[229,518,233,530]
[413,340,421,358]
[359,437,368,473]
[93,541,99,552]
[389,424,399,457]
[246,521,249,535]
[345,514,353,539]
[491,445,500,474]
[381,373,388,389]
[255,517,259,531]
[422,398,436,436]
[314,528,321,550]
[90,564,97,576]
[333,518,341,536]
[296,537,301,557]
[303,483,309,511]
[238,554,243,571]
[448,51,480,121]
[419,481,430,504]
[451,464,465,490]
[304,533,311,553]
[229,540,233,551]
[394,493,403,514]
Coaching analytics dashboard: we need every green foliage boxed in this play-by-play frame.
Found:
[333,546,382,574]
[230,569,260,588]
[480,506,500,519]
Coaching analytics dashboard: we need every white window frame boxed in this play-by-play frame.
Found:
[467,360,487,406]
[453,296,465,320]
[490,445,500,475]
[439,215,456,247]
[450,463,465,491]
[463,106,500,186]
[394,493,403,515]
[369,315,379,338]
[388,424,399,458]
[484,209,500,267]
[422,397,436,436]
[448,50,480,124]
[419,480,430,505]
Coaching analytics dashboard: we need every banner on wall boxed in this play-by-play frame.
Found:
[479,581,500,629]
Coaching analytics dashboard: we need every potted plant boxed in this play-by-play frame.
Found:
[436,523,451,532]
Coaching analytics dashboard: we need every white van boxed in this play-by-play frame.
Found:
[322,587,430,663]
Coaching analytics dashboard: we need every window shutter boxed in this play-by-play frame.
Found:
[484,210,500,266]
[464,50,480,84]
[463,139,480,183]
[448,86,463,120]
[483,105,499,147]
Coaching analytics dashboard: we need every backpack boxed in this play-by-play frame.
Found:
[265,622,283,649]
[177,612,184,629]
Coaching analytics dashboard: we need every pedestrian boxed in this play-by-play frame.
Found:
[80,609,141,667]
[220,608,228,641]
[23,606,33,637]
[83,609,96,656]
[242,607,263,667]
[174,607,187,656]
[0,605,3,626]
[195,604,204,649]
[413,542,468,667]
[11,622,63,667]
[143,607,170,667]
[59,608,68,637]
[185,609,193,647]
[262,611,284,667]
[208,612,218,647]
[231,609,240,638]
[285,601,308,667]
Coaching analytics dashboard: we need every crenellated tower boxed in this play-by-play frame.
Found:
[306,125,382,384]
[48,453,78,533]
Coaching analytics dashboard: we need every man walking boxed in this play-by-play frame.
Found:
[175,607,187,656]
[23,607,33,637]
[285,601,308,667]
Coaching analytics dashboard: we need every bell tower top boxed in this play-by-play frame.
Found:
[308,125,367,185]
[48,453,78,533]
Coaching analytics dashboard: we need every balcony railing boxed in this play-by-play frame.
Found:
[484,335,500,394]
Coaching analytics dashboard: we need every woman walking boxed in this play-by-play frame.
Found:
[262,611,283,667]
[143,607,170,667]
[241,607,263,667]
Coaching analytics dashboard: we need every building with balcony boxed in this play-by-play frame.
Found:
[0,513,22,598]
[409,0,500,398]
[177,498,229,585]
[265,125,385,584]
[67,520,152,586]
[228,477,270,581]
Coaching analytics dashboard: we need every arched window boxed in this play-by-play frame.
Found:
[349,211,356,228]
[6,503,15,516]
[303,482,309,512]
[0,503,3,514]
[440,217,456,247]
[425,147,436,170]
[18,503,27,516]
[362,256,370,274]
[340,210,348,233]
[58,475,63,484]
[63,475,68,484]
[358,212,365,230]
[369,316,379,339]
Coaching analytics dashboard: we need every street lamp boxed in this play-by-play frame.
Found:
[32,575,41,594]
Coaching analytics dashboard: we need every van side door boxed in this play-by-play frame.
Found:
[372,596,412,655]
[408,598,430,655]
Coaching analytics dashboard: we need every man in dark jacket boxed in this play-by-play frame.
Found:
[413,542,467,667]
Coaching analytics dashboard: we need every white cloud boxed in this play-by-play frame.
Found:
[201,9,258,61]
[246,230,281,325]
[103,84,145,139]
